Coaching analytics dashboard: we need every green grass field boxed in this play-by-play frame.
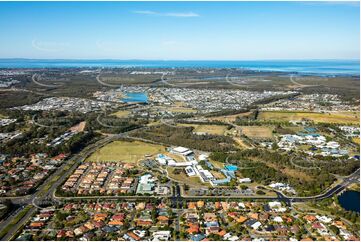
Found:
[111,110,130,118]
[258,111,360,124]
[166,167,207,187]
[240,126,274,139]
[86,140,165,163]
[169,107,197,113]
[0,205,33,239]
[352,137,360,146]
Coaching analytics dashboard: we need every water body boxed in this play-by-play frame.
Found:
[338,190,360,213]
[122,92,148,103]
[0,59,359,76]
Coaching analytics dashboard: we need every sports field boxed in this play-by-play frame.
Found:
[86,140,165,163]
[177,124,228,135]
[241,126,274,139]
[258,111,359,124]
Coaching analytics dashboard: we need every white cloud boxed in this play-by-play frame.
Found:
[132,10,157,15]
[164,12,199,17]
[32,39,69,52]
[133,10,199,18]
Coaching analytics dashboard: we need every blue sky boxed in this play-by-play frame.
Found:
[0,1,359,60]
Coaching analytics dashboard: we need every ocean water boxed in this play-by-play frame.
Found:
[0,59,359,75]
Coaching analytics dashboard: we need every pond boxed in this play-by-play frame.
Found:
[121,92,148,103]
[338,190,360,213]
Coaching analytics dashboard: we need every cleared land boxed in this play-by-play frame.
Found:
[352,137,360,145]
[177,124,228,135]
[208,159,226,169]
[241,126,274,139]
[111,110,130,118]
[208,111,253,122]
[70,121,86,132]
[233,137,252,149]
[169,107,197,113]
[86,140,165,163]
[258,111,360,124]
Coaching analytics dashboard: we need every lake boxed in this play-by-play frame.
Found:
[338,190,360,213]
[121,92,148,103]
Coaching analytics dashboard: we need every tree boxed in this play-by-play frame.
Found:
[329,225,339,235]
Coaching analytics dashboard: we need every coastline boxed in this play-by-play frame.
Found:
[0,59,359,76]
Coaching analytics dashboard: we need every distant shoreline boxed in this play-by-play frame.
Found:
[0,59,359,76]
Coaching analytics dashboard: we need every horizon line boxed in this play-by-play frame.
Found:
[0,58,360,61]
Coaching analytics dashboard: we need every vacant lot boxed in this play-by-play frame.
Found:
[112,110,130,118]
[177,124,228,135]
[352,137,360,145]
[260,159,314,182]
[208,111,253,122]
[86,140,165,163]
[241,126,274,139]
[233,137,252,149]
[70,121,86,132]
[169,107,197,113]
[208,159,226,169]
[258,111,359,124]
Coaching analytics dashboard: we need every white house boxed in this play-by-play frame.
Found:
[239,178,252,183]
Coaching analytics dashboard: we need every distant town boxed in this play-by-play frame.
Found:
[0,66,359,241]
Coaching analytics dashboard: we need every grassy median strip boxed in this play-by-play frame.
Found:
[0,205,33,239]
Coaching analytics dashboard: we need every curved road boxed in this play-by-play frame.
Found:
[0,132,359,240]
[0,134,120,240]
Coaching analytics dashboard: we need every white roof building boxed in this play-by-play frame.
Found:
[173,146,189,153]
[239,178,252,183]
[152,231,171,241]
[185,166,196,176]
[273,216,283,223]
[198,154,209,161]
[251,221,262,230]
[316,215,332,224]
[238,202,246,209]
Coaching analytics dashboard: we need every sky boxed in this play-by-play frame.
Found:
[0,1,359,60]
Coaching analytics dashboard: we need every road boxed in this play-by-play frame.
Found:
[289,168,360,202]
[0,134,120,240]
[0,132,359,240]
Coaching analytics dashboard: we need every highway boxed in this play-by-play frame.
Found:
[0,132,359,240]
[0,134,120,240]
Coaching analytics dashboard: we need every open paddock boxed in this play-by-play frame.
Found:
[177,124,228,135]
[240,126,274,139]
[352,137,360,145]
[111,110,131,118]
[86,140,165,163]
[258,111,360,124]
[169,107,197,113]
[208,111,253,122]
